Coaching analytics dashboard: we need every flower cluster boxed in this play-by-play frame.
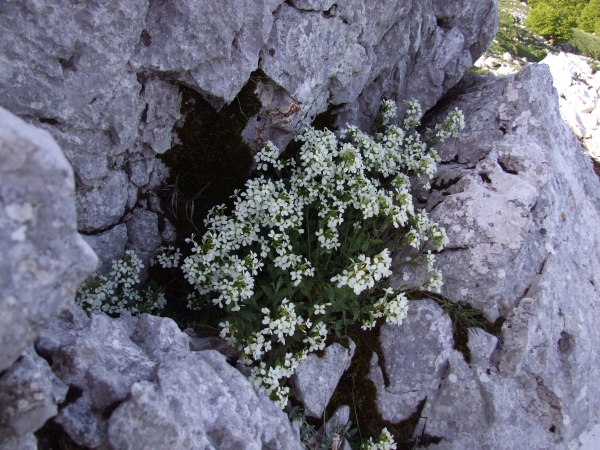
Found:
[434,107,465,142]
[362,289,409,330]
[331,249,393,295]
[179,99,463,407]
[379,99,397,126]
[77,250,166,315]
[152,246,182,269]
[249,351,309,408]
[362,428,397,450]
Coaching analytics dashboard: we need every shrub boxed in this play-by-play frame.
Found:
[569,28,600,59]
[525,3,576,42]
[578,0,600,34]
[180,99,464,407]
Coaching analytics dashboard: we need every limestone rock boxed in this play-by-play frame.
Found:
[381,64,600,447]
[76,170,131,233]
[290,338,356,418]
[369,300,454,423]
[0,434,38,450]
[37,306,303,449]
[125,207,162,270]
[541,52,600,162]
[249,0,498,150]
[82,223,128,275]
[1,0,497,266]
[0,347,68,445]
[0,107,97,372]
[108,350,302,450]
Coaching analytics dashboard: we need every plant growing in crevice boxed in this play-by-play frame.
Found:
[177,98,464,408]
[76,250,169,315]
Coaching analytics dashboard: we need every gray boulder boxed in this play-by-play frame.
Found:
[37,306,304,449]
[248,0,499,150]
[0,347,68,445]
[0,434,38,450]
[82,223,128,275]
[382,65,600,448]
[0,107,97,373]
[0,0,498,262]
[369,299,454,423]
[290,338,356,418]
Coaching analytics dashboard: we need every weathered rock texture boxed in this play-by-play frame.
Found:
[0,107,97,373]
[290,338,356,418]
[381,65,600,448]
[368,299,455,423]
[246,0,499,149]
[0,0,497,268]
[542,52,600,162]
[35,306,304,449]
[0,346,68,447]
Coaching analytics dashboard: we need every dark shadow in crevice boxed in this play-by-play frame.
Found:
[35,420,88,450]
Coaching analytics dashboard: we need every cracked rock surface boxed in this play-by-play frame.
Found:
[0,0,497,267]
[0,107,97,373]
[290,338,356,418]
[379,65,600,448]
[35,306,304,449]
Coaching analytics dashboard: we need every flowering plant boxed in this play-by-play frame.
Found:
[179,99,464,407]
[76,249,169,315]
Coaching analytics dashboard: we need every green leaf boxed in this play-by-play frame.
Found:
[261,283,274,300]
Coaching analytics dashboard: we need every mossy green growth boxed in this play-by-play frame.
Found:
[568,28,600,60]
[320,322,425,449]
[490,2,553,62]
[466,66,494,76]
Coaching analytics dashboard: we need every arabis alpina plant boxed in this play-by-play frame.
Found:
[176,99,462,407]
[76,250,168,315]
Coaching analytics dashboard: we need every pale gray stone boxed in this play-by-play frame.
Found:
[250,0,497,150]
[0,107,97,372]
[369,300,454,423]
[137,77,182,155]
[0,434,37,450]
[467,328,498,370]
[126,207,162,273]
[76,170,130,233]
[130,0,281,108]
[290,338,356,418]
[82,223,128,275]
[51,314,156,412]
[160,218,177,243]
[36,304,90,357]
[0,347,67,444]
[56,394,108,449]
[382,65,600,448]
[108,350,303,450]
[37,306,303,449]
[130,314,190,360]
[0,0,496,261]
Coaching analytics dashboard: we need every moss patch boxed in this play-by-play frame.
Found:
[319,322,425,449]
[408,291,505,364]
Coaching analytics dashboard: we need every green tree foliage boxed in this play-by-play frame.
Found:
[525,0,590,42]
[579,0,600,34]
[526,3,576,42]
